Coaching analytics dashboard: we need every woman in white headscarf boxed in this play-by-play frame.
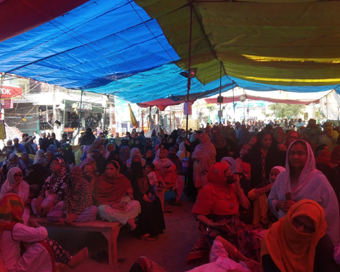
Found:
[177,141,190,161]
[33,149,46,166]
[268,140,339,245]
[126,148,146,168]
[192,133,216,191]
[0,167,30,224]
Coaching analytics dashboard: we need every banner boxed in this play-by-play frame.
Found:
[0,86,22,98]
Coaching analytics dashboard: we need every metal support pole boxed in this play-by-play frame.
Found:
[219,61,222,124]
[185,2,193,137]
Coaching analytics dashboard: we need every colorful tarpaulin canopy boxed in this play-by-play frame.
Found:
[136,0,340,86]
[0,0,339,107]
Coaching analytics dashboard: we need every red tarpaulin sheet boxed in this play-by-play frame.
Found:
[0,0,89,42]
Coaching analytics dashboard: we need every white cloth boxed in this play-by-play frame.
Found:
[0,224,53,272]
[0,180,29,203]
[268,140,340,245]
[187,239,251,272]
[177,142,190,161]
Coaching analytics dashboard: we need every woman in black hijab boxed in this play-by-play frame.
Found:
[124,155,165,241]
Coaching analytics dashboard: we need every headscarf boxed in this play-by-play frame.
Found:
[130,155,149,194]
[271,166,286,175]
[210,126,227,149]
[80,157,95,169]
[207,162,230,186]
[282,140,320,196]
[153,148,173,169]
[93,161,132,206]
[33,149,46,165]
[8,153,20,169]
[64,166,93,216]
[192,133,216,175]
[43,157,67,195]
[262,200,327,272]
[284,130,301,148]
[5,167,22,187]
[0,193,24,234]
[119,146,130,166]
[126,148,146,168]
[192,163,239,216]
[74,145,84,166]
[274,126,285,143]
[176,142,190,161]
[221,157,236,174]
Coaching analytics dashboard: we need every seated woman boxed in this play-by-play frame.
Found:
[0,193,88,272]
[82,162,97,191]
[261,200,339,272]
[125,155,165,241]
[94,160,141,230]
[192,162,262,262]
[24,163,49,199]
[0,167,30,224]
[248,166,285,226]
[20,152,33,171]
[31,157,68,217]
[47,167,98,223]
[153,148,177,211]
[33,149,46,166]
[126,148,146,168]
[2,153,27,180]
[268,140,340,245]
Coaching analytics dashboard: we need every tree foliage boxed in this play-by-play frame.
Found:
[269,103,305,119]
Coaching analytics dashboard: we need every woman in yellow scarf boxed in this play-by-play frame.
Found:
[261,199,339,272]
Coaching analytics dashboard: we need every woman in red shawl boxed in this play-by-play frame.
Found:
[192,162,262,262]
[94,160,141,230]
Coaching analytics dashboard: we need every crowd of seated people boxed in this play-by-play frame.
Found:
[0,120,340,271]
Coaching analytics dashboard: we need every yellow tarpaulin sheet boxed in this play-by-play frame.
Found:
[136,0,340,86]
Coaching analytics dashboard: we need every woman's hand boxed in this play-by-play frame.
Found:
[143,194,152,202]
[277,200,296,212]
[243,259,262,272]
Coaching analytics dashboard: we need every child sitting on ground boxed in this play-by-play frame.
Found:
[248,166,285,226]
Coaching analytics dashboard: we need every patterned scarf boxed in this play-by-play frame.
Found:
[0,193,24,234]
[44,157,67,194]
[65,167,92,216]
[210,127,227,149]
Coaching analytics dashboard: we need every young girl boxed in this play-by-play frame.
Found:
[248,166,285,226]
[145,162,158,196]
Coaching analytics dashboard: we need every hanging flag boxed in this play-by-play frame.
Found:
[128,103,138,128]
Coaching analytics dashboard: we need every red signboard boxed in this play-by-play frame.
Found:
[0,86,22,98]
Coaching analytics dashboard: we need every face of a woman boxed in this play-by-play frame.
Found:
[145,150,152,158]
[292,215,315,234]
[288,142,308,169]
[91,161,97,171]
[159,149,167,159]
[13,170,23,186]
[199,133,209,144]
[107,145,115,152]
[106,163,117,178]
[46,151,53,162]
[52,160,61,173]
[260,134,272,148]
[288,132,299,145]
[269,168,280,183]
[132,156,141,163]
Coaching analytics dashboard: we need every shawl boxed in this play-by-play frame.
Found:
[0,167,29,203]
[221,157,236,174]
[64,167,93,216]
[210,127,227,149]
[153,148,173,169]
[80,157,95,168]
[126,148,146,168]
[331,145,340,164]
[94,171,132,206]
[130,159,149,194]
[42,157,67,195]
[33,150,46,165]
[268,140,339,245]
[262,200,327,272]
[74,146,84,166]
[176,142,190,161]
[0,193,24,234]
[192,138,216,174]
[192,163,239,216]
